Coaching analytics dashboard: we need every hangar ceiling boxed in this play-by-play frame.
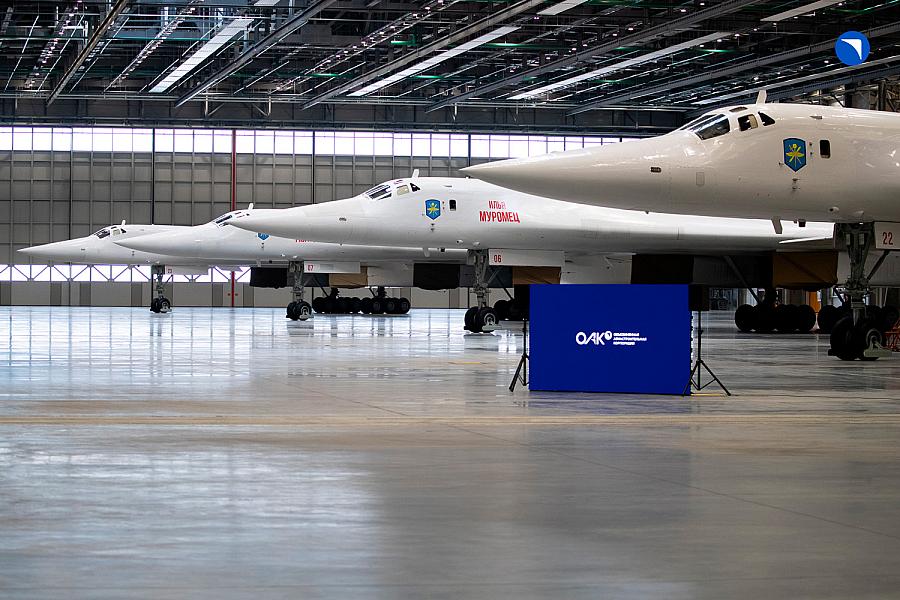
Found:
[1,0,899,132]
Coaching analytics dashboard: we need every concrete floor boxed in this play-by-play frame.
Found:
[2,306,900,599]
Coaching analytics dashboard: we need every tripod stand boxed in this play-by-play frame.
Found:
[683,309,731,396]
[509,318,529,392]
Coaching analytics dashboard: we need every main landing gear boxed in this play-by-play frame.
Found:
[149,264,172,314]
[464,249,499,333]
[285,261,312,321]
[828,223,893,361]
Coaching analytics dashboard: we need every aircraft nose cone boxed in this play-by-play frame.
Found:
[228,210,294,238]
[18,241,80,261]
[462,153,585,200]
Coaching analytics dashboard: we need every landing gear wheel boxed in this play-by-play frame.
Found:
[312,297,326,314]
[797,304,817,333]
[817,305,839,333]
[507,300,523,321]
[464,307,480,332]
[854,319,883,361]
[830,316,860,361]
[349,297,361,314]
[734,304,756,333]
[774,304,799,333]
[336,296,350,314]
[360,297,373,314]
[384,297,398,314]
[286,301,298,319]
[150,298,161,313]
[493,299,510,321]
[397,297,411,314]
[157,297,171,313]
[476,307,499,332]
[370,298,385,315]
[754,304,776,333]
[295,300,312,321]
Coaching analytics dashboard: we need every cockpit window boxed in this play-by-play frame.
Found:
[694,115,731,140]
[410,183,420,192]
[677,114,719,132]
[93,228,110,239]
[396,184,410,195]
[364,184,392,200]
[738,114,758,131]
[759,111,775,126]
[214,214,234,225]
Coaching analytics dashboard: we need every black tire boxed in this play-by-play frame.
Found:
[507,300,523,321]
[360,297,373,314]
[854,318,883,361]
[296,301,312,320]
[734,304,756,333]
[476,307,499,331]
[349,297,362,314]
[464,306,480,332]
[754,304,776,333]
[880,304,900,332]
[322,297,336,314]
[817,305,839,333]
[370,298,385,314]
[336,296,350,314]
[286,301,298,319]
[398,297,411,314]
[158,298,171,313]
[150,298,161,313]
[493,299,510,321]
[312,297,326,313]
[796,304,817,333]
[384,298,398,314]
[830,316,858,361]
[773,304,798,333]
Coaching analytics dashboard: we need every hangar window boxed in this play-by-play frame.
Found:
[694,115,730,140]
[759,112,775,126]
[738,114,759,131]
[820,140,831,158]
[364,184,392,201]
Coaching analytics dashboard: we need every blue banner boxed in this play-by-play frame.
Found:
[529,284,691,394]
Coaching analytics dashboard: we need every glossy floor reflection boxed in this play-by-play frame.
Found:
[1,307,900,599]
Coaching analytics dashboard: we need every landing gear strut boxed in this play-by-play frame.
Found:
[149,264,171,314]
[829,223,891,361]
[285,261,312,321]
[464,249,499,333]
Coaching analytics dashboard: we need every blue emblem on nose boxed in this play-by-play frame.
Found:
[783,138,807,172]
[425,199,441,220]
[257,233,270,241]
[835,31,870,66]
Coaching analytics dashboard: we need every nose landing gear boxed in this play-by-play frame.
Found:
[286,262,312,321]
[828,223,892,361]
[464,249,498,333]
[149,265,172,314]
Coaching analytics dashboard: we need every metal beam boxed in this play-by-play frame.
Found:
[301,0,545,110]
[47,0,130,105]
[426,0,764,113]
[175,0,339,108]
[567,21,900,114]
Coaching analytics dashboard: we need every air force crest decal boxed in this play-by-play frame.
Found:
[425,199,441,220]
[257,232,270,241]
[783,138,807,172]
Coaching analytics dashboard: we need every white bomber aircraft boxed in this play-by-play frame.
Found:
[114,207,468,320]
[462,102,900,360]
[226,176,834,332]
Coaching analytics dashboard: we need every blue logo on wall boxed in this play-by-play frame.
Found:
[835,31,870,66]
[257,233,270,241]
[424,199,441,220]
[783,138,807,172]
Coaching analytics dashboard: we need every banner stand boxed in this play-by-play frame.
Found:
[509,318,529,392]
[682,310,731,396]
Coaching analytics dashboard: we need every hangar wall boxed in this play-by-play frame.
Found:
[1,126,626,307]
